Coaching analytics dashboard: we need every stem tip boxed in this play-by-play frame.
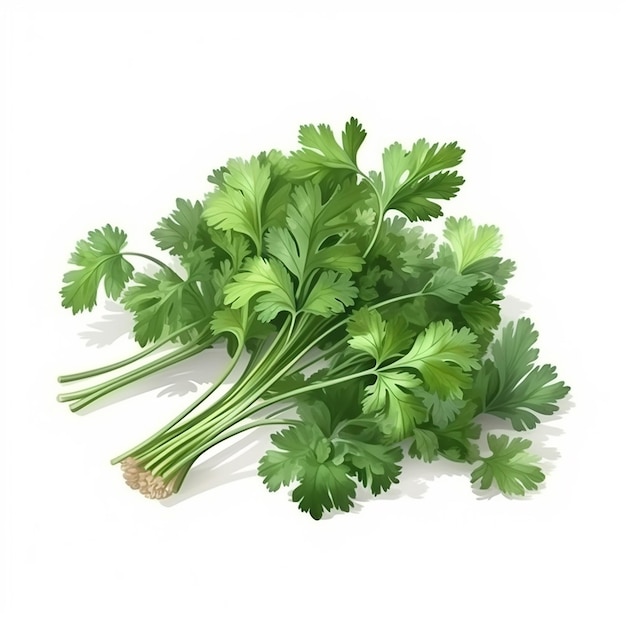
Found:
[120,457,175,499]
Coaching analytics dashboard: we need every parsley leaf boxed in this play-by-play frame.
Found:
[409,428,439,462]
[259,397,402,518]
[265,180,367,284]
[121,269,209,347]
[424,266,479,304]
[301,270,358,317]
[362,370,427,441]
[373,140,465,220]
[223,257,296,323]
[334,435,403,496]
[259,401,357,519]
[151,198,208,258]
[59,117,570,519]
[289,117,365,182]
[474,318,571,430]
[347,308,413,365]
[430,402,482,462]
[391,321,481,399]
[292,461,357,520]
[471,434,545,496]
[203,157,275,254]
[61,225,134,313]
[443,216,502,272]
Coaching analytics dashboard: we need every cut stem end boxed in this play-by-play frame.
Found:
[120,457,175,499]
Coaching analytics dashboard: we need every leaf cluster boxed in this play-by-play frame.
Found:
[60,118,570,518]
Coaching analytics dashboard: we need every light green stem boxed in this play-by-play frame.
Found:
[58,320,206,383]
[110,342,246,465]
[64,341,209,411]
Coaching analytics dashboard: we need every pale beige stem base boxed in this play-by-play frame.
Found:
[121,457,175,499]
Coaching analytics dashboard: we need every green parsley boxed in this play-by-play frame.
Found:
[58,118,569,518]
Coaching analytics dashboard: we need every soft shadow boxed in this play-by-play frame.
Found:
[471,393,575,501]
[499,295,533,321]
[156,393,576,515]
[317,455,468,520]
[160,429,276,507]
[74,347,241,415]
[345,392,576,512]
[78,301,134,347]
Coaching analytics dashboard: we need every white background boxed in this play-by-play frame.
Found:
[2,2,624,624]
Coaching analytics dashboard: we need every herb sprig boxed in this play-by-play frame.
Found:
[59,118,569,518]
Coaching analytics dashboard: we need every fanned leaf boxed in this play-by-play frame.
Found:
[409,428,439,462]
[223,257,296,322]
[301,271,358,317]
[392,321,481,399]
[471,434,545,496]
[347,307,413,365]
[210,307,249,344]
[374,140,465,220]
[443,216,502,272]
[292,461,357,520]
[421,391,465,428]
[424,266,479,304]
[121,270,192,347]
[259,397,402,517]
[151,198,207,258]
[390,171,465,221]
[203,156,272,252]
[459,300,502,341]
[474,318,570,430]
[433,402,482,462]
[341,117,367,163]
[363,371,427,441]
[265,180,367,284]
[334,438,403,495]
[60,225,134,313]
[258,402,356,519]
[258,423,313,492]
[289,117,364,182]
[370,216,437,275]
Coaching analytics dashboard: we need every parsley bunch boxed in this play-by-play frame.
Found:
[59,119,569,518]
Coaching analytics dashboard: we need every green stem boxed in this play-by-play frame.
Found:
[58,339,204,403]
[166,317,331,458]
[158,288,424,454]
[117,322,297,471]
[58,320,206,383]
[159,367,376,479]
[128,253,208,312]
[171,461,194,494]
[360,171,386,258]
[135,320,310,475]
[154,404,298,478]
[369,288,427,311]
[161,417,300,482]
[292,349,330,375]
[201,315,299,422]
[65,341,210,412]
[192,418,299,456]
[146,286,429,475]
[109,342,246,465]
[238,368,375,419]
[126,253,183,280]
[116,287,428,486]
[327,353,370,377]
[162,293,420,464]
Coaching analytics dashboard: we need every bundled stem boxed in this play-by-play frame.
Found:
[59,118,571,519]
[108,294,405,496]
